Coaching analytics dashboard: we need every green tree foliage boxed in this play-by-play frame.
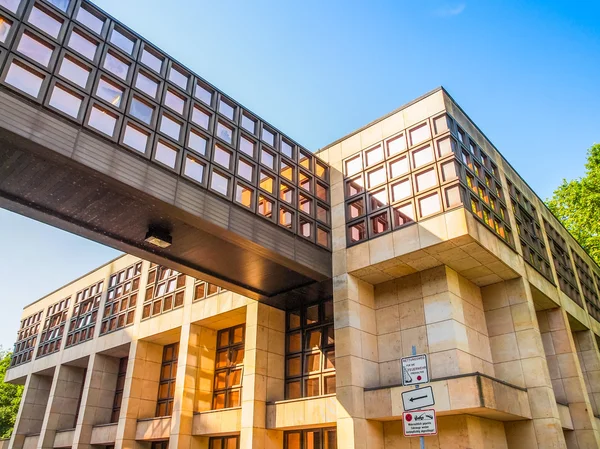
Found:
[0,351,23,439]
[547,143,600,265]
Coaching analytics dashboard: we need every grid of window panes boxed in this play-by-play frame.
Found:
[212,325,244,410]
[593,272,600,323]
[111,356,127,422]
[193,279,224,301]
[156,343,178,417]
[37,297,70,358]
[66,279,103,347]
[507,179,554,283]
[0,0,331,247]
[143,264,186,319]
[451,117,513,247]
[285,299,335,399]
[100,261,142,335]
[11,310,42,367]
[543,219,580,304]
[572,250,600,317]
[208,436,239,449]
[343,114,464,246]
[151,442,168,449]
[284,428,337,449]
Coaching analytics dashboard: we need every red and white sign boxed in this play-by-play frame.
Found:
[401,354,429,386]
[403,409,437,437]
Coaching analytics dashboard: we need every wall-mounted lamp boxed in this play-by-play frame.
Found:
[145,228,172,248]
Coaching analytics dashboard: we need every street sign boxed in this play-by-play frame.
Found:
[401,386,435,411]
[402,354,429,386]
[403,409,437,437]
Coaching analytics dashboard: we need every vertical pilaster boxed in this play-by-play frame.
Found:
[9,374,52,449]
[239,302,284,448]
[574,330,600,417]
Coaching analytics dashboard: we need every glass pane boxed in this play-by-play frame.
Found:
[184,156,205,182]
[415,168,437,192]
[280,161,293,181]
[141,49,162,73]
[281,140,293,159]
[29,6,62,39]
[195,83,212,105]
[305,353,320,373]
[68,30,97,61]
[169,67,188,90]
[288,310,301,329]
[410,123,431,146]
[299,195,312,215]
[130,97,154,125]
[258,196,273,218]
[238,159,254,181]
[280,208,293,228]
[413,145,434,168]
[18,32,54,67]
[104,52,129,80]
[239,136,254,156]
[88,106,116,136]
[76,7,104,34]
[96,78,123,107]
[49,85,81,118]
[261,150,275,170]
[214,371,226,389]
[110,29,134,54]
[235,184,252,207]
[0,0,20,13]
[324,375,336,394]
[305,330,321,350]
[241,114,255,133]
[262,128,274,146]
[191,106,210,129]
[229,368,242,387]
[230,347,244,364]
[306,305,319,325]
[305,431,321,449]
[0,16,11,43]
[216,350,227,369]
[286,433,301,449]
[229,389,241,407]
[214,145,231,168]
[5,62,43,97]
[324,430,337,449]
[287,356,301,377]
[155,142,178,168]
[216,121,233,144]
[188,130,207,155]
[287,331,301,353]
[305,378,320,397]
[58,56,90,88]
[165,90,185,114]
[212,392,225,409]
[219,99,235,120]
[210,171,229,196]
[325,350,335,369]
[135,72,158,98]
[286,381,301,400]
[123,124,148,152]
[419,192,441,217]
[160,115,181,140]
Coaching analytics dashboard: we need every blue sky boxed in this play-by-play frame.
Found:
[0,0,599,348]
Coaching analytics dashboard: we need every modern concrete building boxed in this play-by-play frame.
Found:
[2,0,600,449]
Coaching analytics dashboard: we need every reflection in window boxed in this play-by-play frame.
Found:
[5,61,43,97]
[212,325,245,410]
[96,78,123,107]
[135,71,158,98]
[280,183,294,204]
[258,195,274,219]
[195,82,212,105]
[110,28,134,55]
[76,6,104,35]
[280,207,293,229]
[262,127,275,146]
[410,123,431,146]
[261,149,275,170]
[18,32,54,67]
[349,221,366,243]
[141,49,163,73]
[393,203,415,227]
[371,211,390,235]
[156,343,178,417]
[184,155,205,183]
[191,106,210,129]
[209,436,239,449]
[316,161,328,179]
[346,176,364,197]
[259,171,275,194]
[0,16,11,43]
[345,155,362,176]
[316,204,329,225]
[281,140,293,159]
[159,114,181,141]
[299,151,311,170]
[280,161,294,181]
[299,194,312,215]
[241,114,255,133]
[219,99,235,120]
[317,227,330,247]
[348,198,364,219]
[387,133,406,156]
[68,30,97,60]
[299,217,312,238]
[164,90,185,115]
[103,52,129,80]
[28,6,63,39]
[0,0,21,13]
[49,84,81,118]
[130,97,154,125]
[188,130,207,155]
[210,171,229,196]
[415,168,437,192]
[389,155,409,179]
[239,135,254,157]
[235,184,253,208]
[213,145,231,169]
[168,66,188,90]
[412,145,434,168]
[419,192,441,217]
[123,123,148,153]
[216,121,233,144]
[391,179,412,202]
[58,55,90,88]
[88,106,117,136]
[237,159,254,182]
[155,141,178,168]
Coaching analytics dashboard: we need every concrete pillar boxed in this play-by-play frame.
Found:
[481,278,567,449]
[36,364,86,449]
[72,354,120,449]
[9,373,52,449]
[574,330,600,417]
[538,308,600,448]
[239,302,284,448]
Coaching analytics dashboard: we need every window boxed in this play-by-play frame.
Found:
[130,96,154,125]
[188,129,208,155]
[241,114,256,134]
[299,194,312,215]
[387,133,406,157]
[437,136,455,158]
[101,261,141,334]
[285,300,335,399]
[281,161,294,182]
[11,310,42,368]
[409,123,431,146]
[159,114,182,141]
[191,105,210,129]
[371,211,390,235]
[209,436,239,449]
[76,6,104,34]
[261,148,275,170]
[393,203,415,228]
[299,217,313,238]
[345,154,362,176]
[259,170,275,194]
[389,155,409,179]
[213,145,232,169]
[299,150,311,171]
[88,105,117,136]
[367,166,386,188]
[285,428,337,449]
[143,266,186,319]
[0,0,20,13]
[419,192,441,217]
[58,55,90,88]
[96,77,124,107]
[68,29,97,61]
[239,135,255,157]
[195,82,212,105]
[18,32,54,67]
[412,145,434,168]
[164,89,185,115]
[135,71,159,98]
[49,84,82,118]
[280,182,294,205]
[348,198,364,220]
[123,123,149,153]
[415,168,437,192]
[365,145,384,167]
[141,48,163,73]
[299,172,312,193]
[183,154,206,183]
[391,179,412,203]
[282,139,294,159]
[210,170,230,196]
[156,343,179,417]
[262,127,275,146]
[348,221,367,243]
[111,357,128,422]
[5,61,44,97]
[155,141,178,168]
[103,51,130,80]
[213,325,245,409]
[216,121,233,144]
[0,16,12,43]
[237,158,254,182]
[219,98,235,120]
[37,297,70,358]
[28,5,63,39]
[65,279,103,347]
[110,28,134,55]
[280,207,294,229]
[151,442,168,449]
[315,161,328,180]
[433,114,450,134]
[316,182,328,202]
[317,227,330,248]
[258,195,274,219]
[168,66,188,90]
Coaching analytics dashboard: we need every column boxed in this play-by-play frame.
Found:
[482,278,567,448]
[9,373,52,449]
[239,302,284,448]
[573,330,600,417]
[72,353,120,449]
[538,308,600,448]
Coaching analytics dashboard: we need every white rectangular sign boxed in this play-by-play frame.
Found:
[402,386,435,411]
[402,354,429,386]
[403,409,437,437]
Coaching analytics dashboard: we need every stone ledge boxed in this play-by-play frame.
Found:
[135,416,171,441]
[192,408,241,436]
[53,429,74,448]
[91,423,118,445]
[365,372,531,421]
[266,395,337,430]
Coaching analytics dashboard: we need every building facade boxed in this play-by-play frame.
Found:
[3,1,600,449]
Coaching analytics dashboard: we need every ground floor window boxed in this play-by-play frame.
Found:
[151,442,168,449]
[209,435,239,449]
[285,428,337,449]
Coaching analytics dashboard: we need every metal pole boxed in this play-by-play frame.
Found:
[412,345,425,449]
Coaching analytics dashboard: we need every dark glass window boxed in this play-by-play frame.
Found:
[284,428,337,449]
[156,343,179,417]
[212,325,245,410]
[209,436,239,449]
[111,357,128,422]
[101,261,142,335]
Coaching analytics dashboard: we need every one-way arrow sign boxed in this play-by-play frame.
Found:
[401,386,435,412]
